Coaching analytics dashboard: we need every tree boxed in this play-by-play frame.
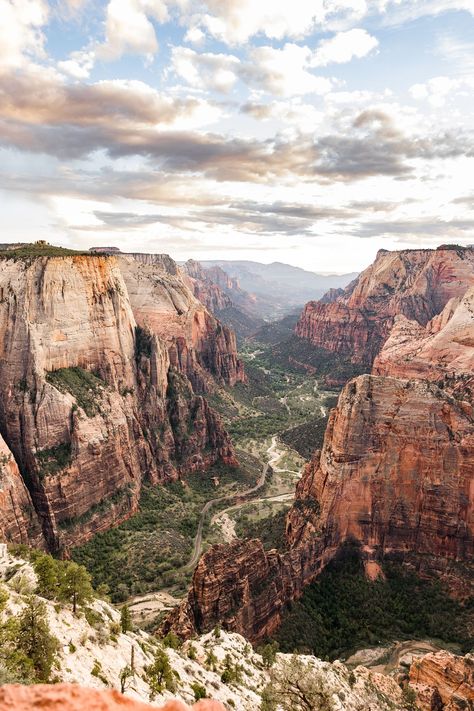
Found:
[259,641,279,669]
[58,561,94,614]
[34,554,59,599]
[119,664,134,694]
[260,655,334,711]
[13,596,59,682]
[144,647,176,700]
[120,605,133,633]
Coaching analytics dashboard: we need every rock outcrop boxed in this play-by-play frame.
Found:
[0,434,43,546]
[409,651,474,711]
[0,686,224,711]
[374,286,474,394]
[120,256,245,390]
[296,246,474,377]
[0,251,235,551]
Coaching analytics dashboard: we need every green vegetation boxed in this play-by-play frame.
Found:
[191,681,207,700]
[234,508,288,551]
[135,325,153,363]
[36,442,72,479]
[144,647,176,699]
[261,655,333,711]
[72,462,257,601]
[33,552,94,614]
[279,416,329,459]
[0,243,94,260]
[0,590,59,683]
[46,367,106,417]
[274,543,473,659]
[120,605,133,633]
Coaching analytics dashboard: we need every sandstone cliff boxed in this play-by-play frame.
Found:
[120,256,245,390]
[296,246,474,376]
[409,651,474,711]
[0,252,235,551]
[374,286,474,395]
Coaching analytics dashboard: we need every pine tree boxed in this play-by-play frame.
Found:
[144,648,176,700]
[34,554,59,599]
[14,596,59,682]
[120,604,133,633]
[58,561,94,614]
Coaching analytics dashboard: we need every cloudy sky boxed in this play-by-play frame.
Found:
[1,1,474,272]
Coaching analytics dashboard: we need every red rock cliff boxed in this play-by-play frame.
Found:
[0,253,235,551]
[409,651,474,711]
[296,246,474,375]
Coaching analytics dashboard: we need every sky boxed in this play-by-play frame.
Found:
[1,1,474,272]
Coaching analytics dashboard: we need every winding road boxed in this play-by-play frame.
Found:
[182,435,290,571]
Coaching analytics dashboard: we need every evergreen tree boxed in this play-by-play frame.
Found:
[14,596,59,682]
[120,605,133,633]
[34,554,59,599]
[144,647,176,700]
[58,561,94,614]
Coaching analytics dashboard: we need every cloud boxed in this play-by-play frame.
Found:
[195,0,368,43]
[0,0,49,70]
[242,43,333,97]
[311,28,378,66]
[58,49,96,79]
[170,46,240,92]
[410,75,474,107]
[97,0,169,61]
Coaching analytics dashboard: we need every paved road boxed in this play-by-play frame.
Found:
[182,436,282,571]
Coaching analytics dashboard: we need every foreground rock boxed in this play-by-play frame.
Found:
[409,651,474,710]
[296,246,474,379]
[0,686,224,711]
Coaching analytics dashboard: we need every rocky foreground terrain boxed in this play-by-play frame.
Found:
[0,246,244,552]
[166,244,474,644]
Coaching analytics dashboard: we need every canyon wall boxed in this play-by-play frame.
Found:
[0,252,236,551]
[120,256,246,390]
[167,245,474,643]
[296,246,474,376]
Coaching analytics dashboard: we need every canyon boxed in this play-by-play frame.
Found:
[165,245,474,644]
[0,247,243,552]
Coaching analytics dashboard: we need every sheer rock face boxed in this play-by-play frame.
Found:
[374,286,474,393]
[0,685,225,711]
[0,434,43,547]
[296,247,474,375]
[0,255,235,551]
[409,651,474,711]
[182,260,258,318]
[120,256,245,390]
[288,375,474,591]
[170,373,474,643]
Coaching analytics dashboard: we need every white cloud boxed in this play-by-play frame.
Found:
[409,75,474,107]
[97,0,169,61]
[58,49,95,79]
[243,44,333,97]
[312,28,378,66]
[171,46,239,92]
[184,26,205,44]
[0,0,49,70]
[196,0,368,44]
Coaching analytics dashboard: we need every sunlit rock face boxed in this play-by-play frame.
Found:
[120,255,246,391]
[167,246,474,643]
[296,246,474,379]
[0,253,235,551]
[0,685,225,711]
[409,651,474,711]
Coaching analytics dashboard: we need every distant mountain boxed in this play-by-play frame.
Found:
[202,260,358,318]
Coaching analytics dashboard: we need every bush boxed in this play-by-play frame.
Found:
[191,682,207,700]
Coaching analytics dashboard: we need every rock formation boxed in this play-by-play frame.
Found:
[168,246,474,643]
[120,256,245,390]
[296,246,474,377]
[0,251,236,551]
[374,286,474,393]
[0,686,224,711]
[409,651,474,710]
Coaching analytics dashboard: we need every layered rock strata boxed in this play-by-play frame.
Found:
[0,253,235,551]
[296,246,474,375]
[409,651,474,711]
